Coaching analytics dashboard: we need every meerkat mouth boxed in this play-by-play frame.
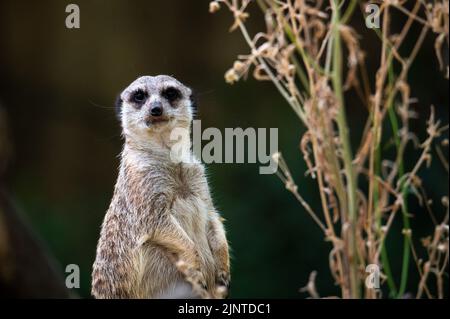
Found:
[145,117,169,127]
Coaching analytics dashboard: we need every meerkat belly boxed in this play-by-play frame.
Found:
[134,194,216,298]
[171,194,217,283]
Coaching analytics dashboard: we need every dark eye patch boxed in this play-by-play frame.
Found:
[162,87,181,102]
[130,89,147,106]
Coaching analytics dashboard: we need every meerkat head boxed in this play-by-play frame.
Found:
[116,75,196,147]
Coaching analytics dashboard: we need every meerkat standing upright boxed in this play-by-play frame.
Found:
[91,75,230,299]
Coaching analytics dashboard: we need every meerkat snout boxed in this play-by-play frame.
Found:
[150,101,163,117]
[146,100,165,127]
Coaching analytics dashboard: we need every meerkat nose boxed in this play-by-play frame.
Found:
[151,106,162,116]
[150,102,163,117]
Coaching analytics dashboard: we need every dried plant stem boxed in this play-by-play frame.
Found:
[341,0,358,24]
[310,131,348,297]
[331,0,360,299]
[388,91,411,298]
[416,215,449,298]
[367,0,431,298]
[211,0,449,299]
[367,4,392,298]
[238,23,307,122]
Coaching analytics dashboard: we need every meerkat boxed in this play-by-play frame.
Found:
[91,75,230,299]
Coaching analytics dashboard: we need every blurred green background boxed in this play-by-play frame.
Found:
[0,0,448,298]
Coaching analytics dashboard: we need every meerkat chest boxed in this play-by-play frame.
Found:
[169,165,211,235]
[131,163,211,240]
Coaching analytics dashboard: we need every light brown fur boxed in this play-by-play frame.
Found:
[91,75,230,299]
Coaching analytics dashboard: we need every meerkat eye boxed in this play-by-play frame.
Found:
[162,87,181,102]
[131,89,147,104]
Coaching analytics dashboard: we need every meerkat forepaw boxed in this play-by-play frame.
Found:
[184,268,209,298]
[216,270,230,290]
[196,272,208,290]
[212,271,230,298]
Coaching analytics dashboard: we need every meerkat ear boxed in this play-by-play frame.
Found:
[189,91,198,116]
[115,94,123,121]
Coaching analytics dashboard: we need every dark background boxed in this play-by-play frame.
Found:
[0,0,448,298]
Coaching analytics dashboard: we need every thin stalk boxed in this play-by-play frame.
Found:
[368,3,424,297]
[388,106,411,298]
[310,131,348,297]
[367,4,398,299]
[386,64,411,298]
[290,54,311,92]
[373,106,398,297]
[256,0,267,11]
[380,237,397,296]
[342,0,358,24]
[331,0,360,299]
[377,64,399,298]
